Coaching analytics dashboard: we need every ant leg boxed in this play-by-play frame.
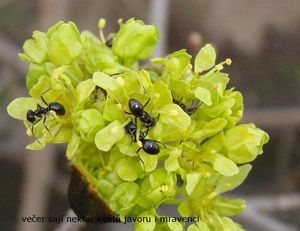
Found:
[136,147,142,154]
[137,153,145,170]
[110,72,123,76]
[28,121,35,138]
[42,116,52,137]
[143,128,149,137]
[143,98,150,108]
[134,116,138,128]
[36,104,42,110]
[155,140,166,149]
[29,120,42,144]
[155,113,160,122]
[136,147,145,169]
[40,81,63,106]
[41,95,48,106]
[125,111,132,115]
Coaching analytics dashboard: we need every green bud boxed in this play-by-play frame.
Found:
[19,31,48,64]
[25,62,57,90]
[112,18,159,63]
[224,124,269,163]
[194,43,216,72]
[74,109,105,142]
[153,49,192,81]
[47,21,83,65]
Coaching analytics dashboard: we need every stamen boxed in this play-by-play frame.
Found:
[118,18,123,25]
[98,18,106,43]
[215,64,223,71]
[225,58,232,65]
[98,18,106,29]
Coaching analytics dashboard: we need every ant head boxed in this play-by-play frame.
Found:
[26,110,35,122]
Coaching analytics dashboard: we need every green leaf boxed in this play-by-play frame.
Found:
[224,124,269,163]
[221,217,240,231]
[203,152,239,176]
[139,69,153,92]
[169,79,191,99]
[75,109,105,142]
[66,132,80,159]
[19,31,48,64]
[155,104,191,130]
[112,18,160,62]
[151,81,172,108]
[140,153,158,172]
[178,201,192,217]
[93,72,127,103]
[76,79,96,103]
[95,121,125,151]
[187,224,201,231]
[215,164,252,194]
[134,213,156,231]
[168,220,183,231]
[117,158,141,181]
[190,118,227,143]
[164,148,181,172]
[47,22,83,65]
[194,44,216,72]
[202,132,225,153]
[196,220,210,231]
[103,99,125,122]
[7,97,37,120]
[186,172,201,195]
[111,182,139,201]
[194,87,212,106]
[214,197,246,217]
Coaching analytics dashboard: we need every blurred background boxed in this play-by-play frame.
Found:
[0,0,299,230]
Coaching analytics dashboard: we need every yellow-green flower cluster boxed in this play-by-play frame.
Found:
[7,18,269,231]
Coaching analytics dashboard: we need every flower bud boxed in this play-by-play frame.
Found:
[74,109,105,142]
[47,21,83,65]
[224,124,269,163]
[112,18,159,63]
[19,31,48,64]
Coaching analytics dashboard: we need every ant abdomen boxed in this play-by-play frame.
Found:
[142,139,160,155]
[48,102,65,115]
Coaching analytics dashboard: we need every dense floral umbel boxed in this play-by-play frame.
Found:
[7,18,269,231]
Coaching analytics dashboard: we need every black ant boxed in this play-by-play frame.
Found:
[105,37,113,48]
[137,132,161,155]
[124,120,163,155]
[172,93,201,116]
[127,98,158,129]
[125,120,138,142]
[26,95,65,137]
